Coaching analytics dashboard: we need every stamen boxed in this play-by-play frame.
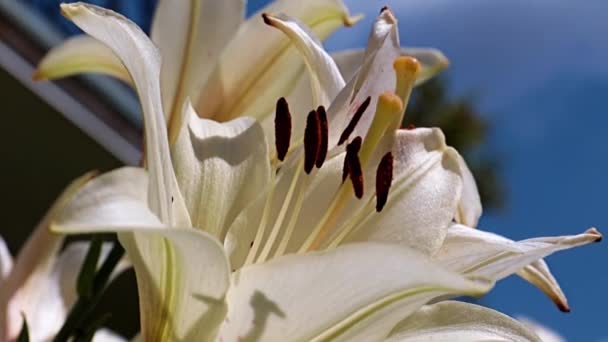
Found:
[304,109,321,174]
[338,96,371,146]
[393,56,420,104]
[375,152,394,212]
[315,106,328,168]
[346,137,364,199]
[342,155,350,183]
[274,97,292,161]
[380,5,389,13]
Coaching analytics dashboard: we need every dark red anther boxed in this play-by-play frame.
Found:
[338,96,371,146]
[342,157,350,183]
[274,97,292,161]
[346,137,363,198]
[375,152,394,212]
[380,6,389,13]
[304,109,321,174]
[315,105,328,168]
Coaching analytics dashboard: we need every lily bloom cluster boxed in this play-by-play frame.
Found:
[1,0,600,341]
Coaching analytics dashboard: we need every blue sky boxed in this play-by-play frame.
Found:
[324,1,607,340]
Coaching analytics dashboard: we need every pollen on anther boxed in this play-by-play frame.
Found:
[338,96,371,146]
[274,97,292,161]
[375,152,394,212]
[316,106,328,168]
[304,109,321,174]
[346,137,364,198]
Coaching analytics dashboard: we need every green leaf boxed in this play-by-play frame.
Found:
[17,315,29,342]
[77,236,103,299]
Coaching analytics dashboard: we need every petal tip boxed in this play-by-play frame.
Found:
[344,13,364,27]
[31,69,45,81]
[586,227,602,242]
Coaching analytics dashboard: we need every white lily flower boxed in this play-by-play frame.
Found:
[0,173,125,342]
[46,2,599,341]
[35,0,448,146]
[46,3,495,341]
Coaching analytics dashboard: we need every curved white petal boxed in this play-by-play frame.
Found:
[326,9,401,149]
[344,128,463,256]
[194,0,357,122]
[436,224,602,288]
[263,13,345,108]
[518,317,565,342]
[171,103,271,239]
[0,237,12,280]
[61,3,187,226]
[151,0,245,142]
[216,243,491,341]
[92,328,128,342]
[454,154,482,227]
[0,172,93,340]
[52,167,161,234]
[517,260,569,312]
[387,301,541,342]
[117,228,230,341]
[331,47,449,86]
[35,35,131,84]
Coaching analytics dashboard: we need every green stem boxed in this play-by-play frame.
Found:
[53,239,125,342]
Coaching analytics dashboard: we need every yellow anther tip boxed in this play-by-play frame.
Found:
[378,92,404,113]
[394,56,421,76]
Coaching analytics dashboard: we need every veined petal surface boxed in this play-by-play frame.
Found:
[61,2,187,226]
[118,228,230,341]
[387,301,541,342]
[195,0,356,122]
[216,243,491,341]
[454,154,482,227]
[263,13,345,108]
[151,0,246,142]
[343,128,463,256]
[331,47,449,86]
[436,224,602,305]
[0,172,94,341]
[171,103,271,240]
[52,167,160,233]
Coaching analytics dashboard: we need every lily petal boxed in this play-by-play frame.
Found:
[517,260,570,312]
[55,217,230,339]
[331,47,449,86]
[61,2,187,226]
[387,301,541,342]
[0,237,12,280]
[171,103,271,240]
[344,128,463,256]
[436,224,602,301]
[52,167,161,234]
[117,228,230,341]
[263,13,345,108]
[151,0,246,143]
[518,317,565,342]
[217,243,491,341]
[326,9,401,149]
[0,171,96,341]
[454,153,482,227]
[92,328,128,342]
[34,35,131,84]
[194,0,357,122]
